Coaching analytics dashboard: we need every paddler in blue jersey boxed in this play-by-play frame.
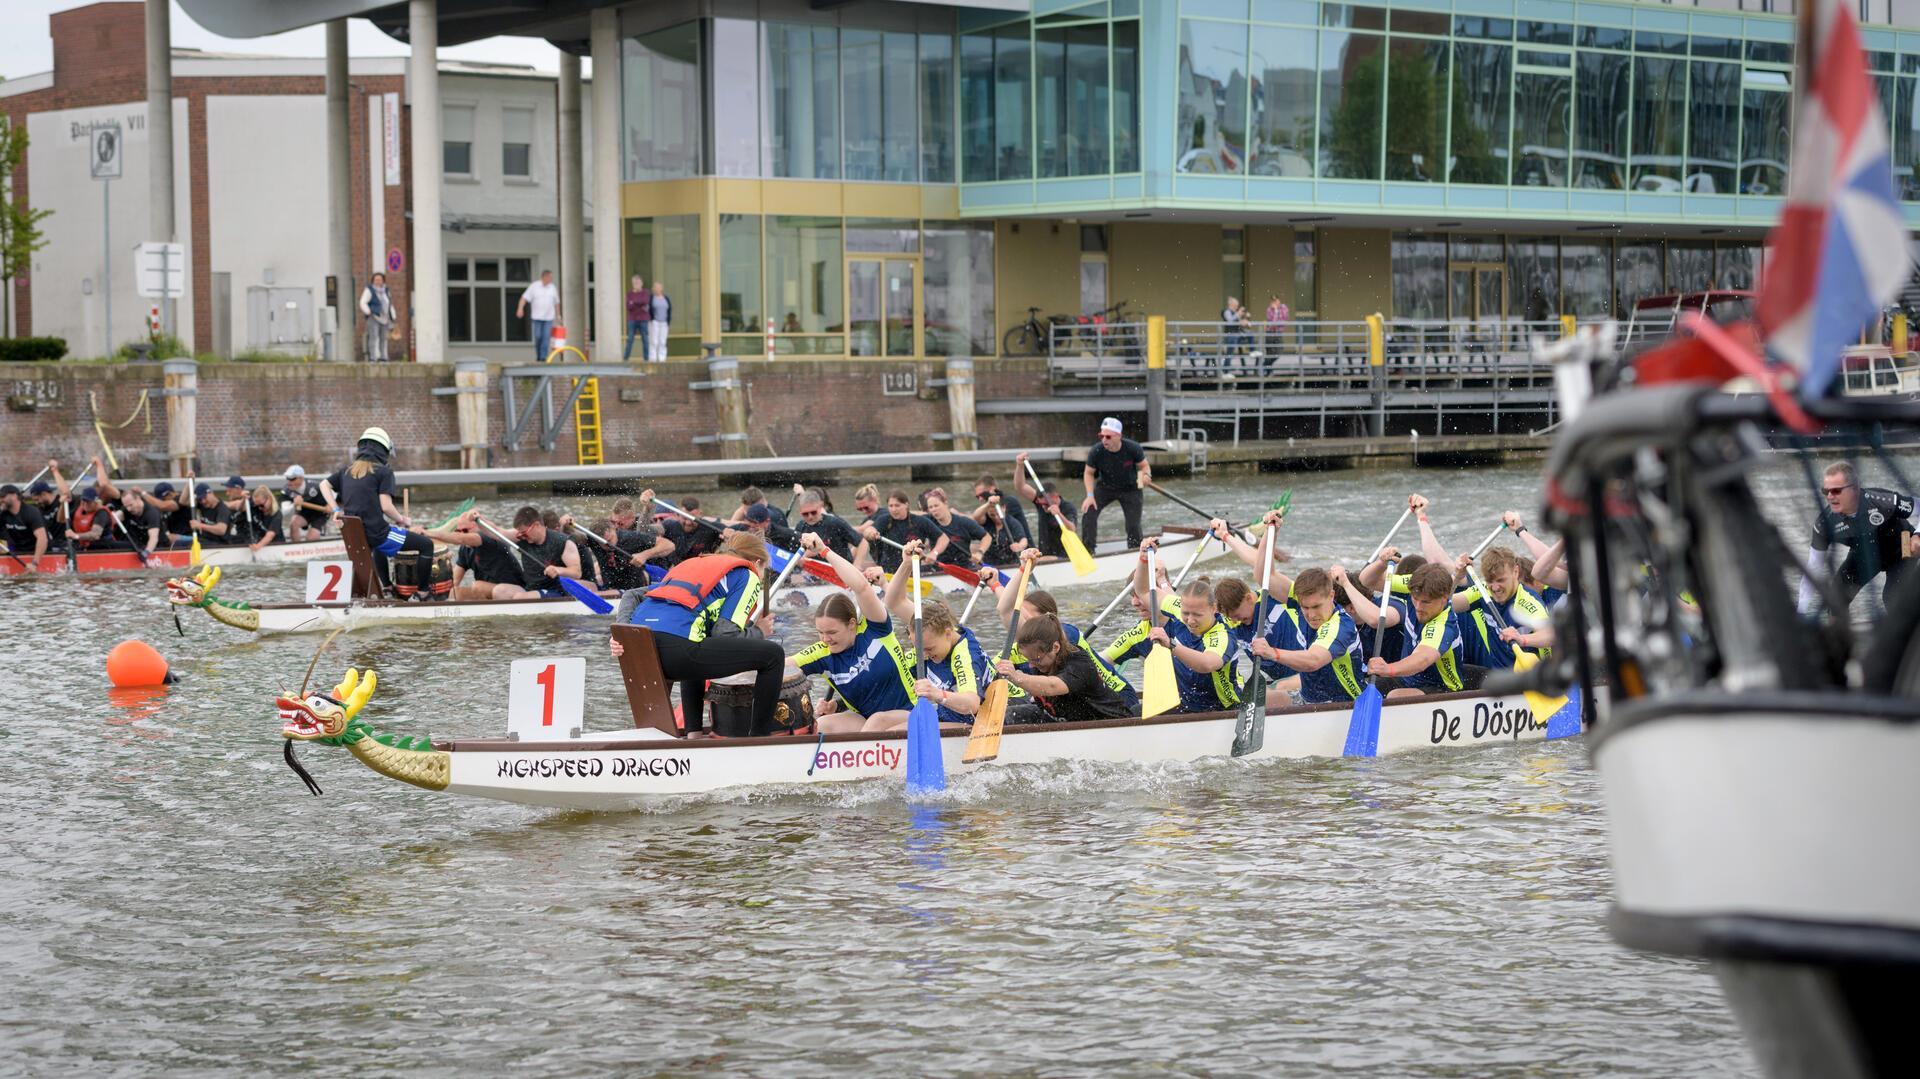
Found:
[793,531,920,734]
[1133,538,1240,714]
[1351,562,1475,696]
[1452,546,1553,670]
[1246,566,1363,707]
[910,597,991,729]
[608,531,786,736]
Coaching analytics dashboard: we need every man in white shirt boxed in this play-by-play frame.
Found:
[516,269,560,361]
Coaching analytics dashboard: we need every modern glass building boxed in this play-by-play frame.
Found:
[614,0,1920,358]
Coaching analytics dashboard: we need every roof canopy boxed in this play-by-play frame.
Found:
[175,0,605,51]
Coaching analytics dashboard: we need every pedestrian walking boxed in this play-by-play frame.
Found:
[648,283,672,362]
[359,273,394,362]
[517,269,560,361]
[624,275,651,361]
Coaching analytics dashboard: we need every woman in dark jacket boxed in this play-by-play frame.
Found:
[319,426,436,595]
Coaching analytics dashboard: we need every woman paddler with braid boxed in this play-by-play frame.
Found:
[792,531,920,734]
[609,531,785,736]
[319,427,434,593]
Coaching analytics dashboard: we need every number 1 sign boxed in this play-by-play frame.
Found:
[507,657,587,741]
[305,561,353,604]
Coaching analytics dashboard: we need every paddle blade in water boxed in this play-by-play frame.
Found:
[189,533,202,568]
[1143,646,1180,717]
[1060,525,1096,576]
[964,680,1009,763]
[559,575,615,614]
[905,698,946,796]
[1231,671,1266,757]
[1342,685,1382,757]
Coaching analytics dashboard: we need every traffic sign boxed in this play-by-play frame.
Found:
[386,247,405,273]
[90,125,123,180]
[136,242,186,299]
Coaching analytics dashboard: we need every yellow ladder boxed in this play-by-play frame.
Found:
[572,376,604,464]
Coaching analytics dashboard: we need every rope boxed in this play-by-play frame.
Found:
[88,389,152,475]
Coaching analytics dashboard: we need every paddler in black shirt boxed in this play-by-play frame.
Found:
[1012,451,1080,560]
[793,488,866,564]
[148,481,192,544]
[1079,416,1151,549]
[0,484,49,570]
[91,468,165,558]
[1800,460,1915,611]
[187,483,235,545]
[499,505,583,597]
[422,509,534,599]
[282,464,329,540]
[858,488,943,574]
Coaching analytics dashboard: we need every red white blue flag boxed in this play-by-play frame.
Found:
[1757,0,1909,399]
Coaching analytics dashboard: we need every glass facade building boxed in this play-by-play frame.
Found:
[611,0,1920,357]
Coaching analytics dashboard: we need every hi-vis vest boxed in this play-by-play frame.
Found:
[649,555,753,610]
[1467,585,1552,662]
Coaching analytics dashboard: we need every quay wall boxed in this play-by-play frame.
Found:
[1,359,1085,479]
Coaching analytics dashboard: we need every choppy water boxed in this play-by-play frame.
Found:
[0,465,1784,1076]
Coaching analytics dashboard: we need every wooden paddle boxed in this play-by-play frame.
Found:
[962,557,1034,764]
[1021,458,1095,576]
[473,515,614,614]
[1342,559,1398,758]
[903,558,945,796]
[1142,546,1180,718]
[1231,525,1276,757]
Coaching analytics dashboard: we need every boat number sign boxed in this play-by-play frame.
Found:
[305,561,353,603]
[508,657,586,740]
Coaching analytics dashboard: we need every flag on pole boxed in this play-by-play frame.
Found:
[1757,0,1909,400]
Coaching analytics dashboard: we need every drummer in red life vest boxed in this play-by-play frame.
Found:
[65,487,109,549]
[607,531,787,736]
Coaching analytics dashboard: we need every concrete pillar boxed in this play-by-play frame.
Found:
[707,355,749,460]
[144,0,176,340]
[590,9,624,362]
[1145,315,1167,442]
[453,357,490,470]
[556,50,587,345]
[944,357,978,450]
[162,358,197,477]
[408,0,444,364]
[326,20,354,360]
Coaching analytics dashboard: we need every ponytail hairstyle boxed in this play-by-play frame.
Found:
[814,591,859,626]
[1023,589,1060,617]
[719,529,770,569]
[347,459,375,480]
[1015,613,1069,665]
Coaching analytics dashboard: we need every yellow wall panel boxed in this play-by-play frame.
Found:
[1317,228,1393,320]
[995,220,1082,351]
[1110,222,1227,321]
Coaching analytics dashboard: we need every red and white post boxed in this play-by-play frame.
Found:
[766,318,776,362]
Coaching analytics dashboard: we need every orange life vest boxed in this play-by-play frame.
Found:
[649,555,753,610]
[71,505,101,545]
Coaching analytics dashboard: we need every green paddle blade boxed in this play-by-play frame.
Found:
[1273,490,1292,515]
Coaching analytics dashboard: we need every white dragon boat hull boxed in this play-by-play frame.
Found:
[425,688,1585,810]
[248,592,612,632]
[3,537,346,576]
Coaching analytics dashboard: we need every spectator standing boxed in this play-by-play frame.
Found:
[648,283,672,362]
[517,269,560,361]
[1079,416,1150,550]
[624,276,651,360]
[359,273,394,362]
[1221,297,1253,370]
[1263,294,1289,368]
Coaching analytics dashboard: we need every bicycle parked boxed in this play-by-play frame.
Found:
[1003,306,1077,357]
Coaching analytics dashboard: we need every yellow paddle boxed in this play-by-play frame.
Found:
[1022,458,1095,576]
[1142,545,1180,717]
[187,473,202,567]
[963,558,1035,763]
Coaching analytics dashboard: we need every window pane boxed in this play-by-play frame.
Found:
[475,287,503,342]
[719,215,762,334]
[961,31,994,181]
[1687,61,1739,194]
[443,105,474,142]
[1081,259,1109,315]
[444,141,472,175]
[1113,21,1141,172]
[474,259,500,282]
[503,143,530,177]
[1630,57,1686,191]
[766,216,843,338]
[994,24,1032,179]
[1739,85,1789,196]
[1450,42,1512,183]
[625,216,701,338]
[1900,76,1920,200]
[506,258,532,282]
[769,25,839,180]
[447,259,469,282]
[447,287,471,342]
[1616,241,1664,309]
[1222,260,1245,310]
[1250,24,1316,176]
[1513,71,1570,187]
[921,33,955,183]
[847,219,920,253]
[1067,24,1110,176]
[1294,232,1317,312]
[1319,30,1383,178]
[1716,243,1759,290]
[1574,50,1630,189]
[924,220,995,356]
[1391,234,1447,318]
[622,23,704,181]
[843,29,883,181]
[1037,27,1069,177]
[1561,239,1613,317]
[1508,237,1558,320]
[713,19,763,176]
[848,260,882,357]
[505,295,529,343]
[1385,37,1448,182]
[501,108,532,143]
[502,108,533,177]
[1178,20,1247,174]
[1667,241,1712,292]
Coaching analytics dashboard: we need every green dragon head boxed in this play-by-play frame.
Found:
[278,667,377,745]
[164,564,221,608]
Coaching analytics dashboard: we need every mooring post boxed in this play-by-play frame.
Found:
[1146,315,1167,443]
[161,357,197,476]
[705,349,749,460]
[944,357,978,450]
[453,357,490,469]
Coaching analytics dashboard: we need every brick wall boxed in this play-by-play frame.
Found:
[2,358,1089,479]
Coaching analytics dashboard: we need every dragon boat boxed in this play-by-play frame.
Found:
[3,536,346,576]
[273,625,1590,810]
[165,517,617,633]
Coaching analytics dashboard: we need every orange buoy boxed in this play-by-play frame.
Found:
[106,640,173,688]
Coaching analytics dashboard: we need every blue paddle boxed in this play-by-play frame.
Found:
[1342,560,1397,758]
[474,516,614,614]
[904,557,945,797]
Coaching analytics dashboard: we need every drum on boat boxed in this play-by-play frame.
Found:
[707,665,813,737]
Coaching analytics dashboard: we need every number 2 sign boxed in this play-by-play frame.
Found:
[305,560,353,603]
[507,657,587,741]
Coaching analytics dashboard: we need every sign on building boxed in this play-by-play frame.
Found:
[89,124,123,180]
[136,242,186,299]
[383,93,402,186]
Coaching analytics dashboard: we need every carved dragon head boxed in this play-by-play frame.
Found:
[278,667,377,744]
[165,565,220,607]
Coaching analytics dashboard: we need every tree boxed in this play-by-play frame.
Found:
[0,115,53,338]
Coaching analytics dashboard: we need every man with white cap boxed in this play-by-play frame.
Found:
[1081,416,1150,549]
[281,464,330,541]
